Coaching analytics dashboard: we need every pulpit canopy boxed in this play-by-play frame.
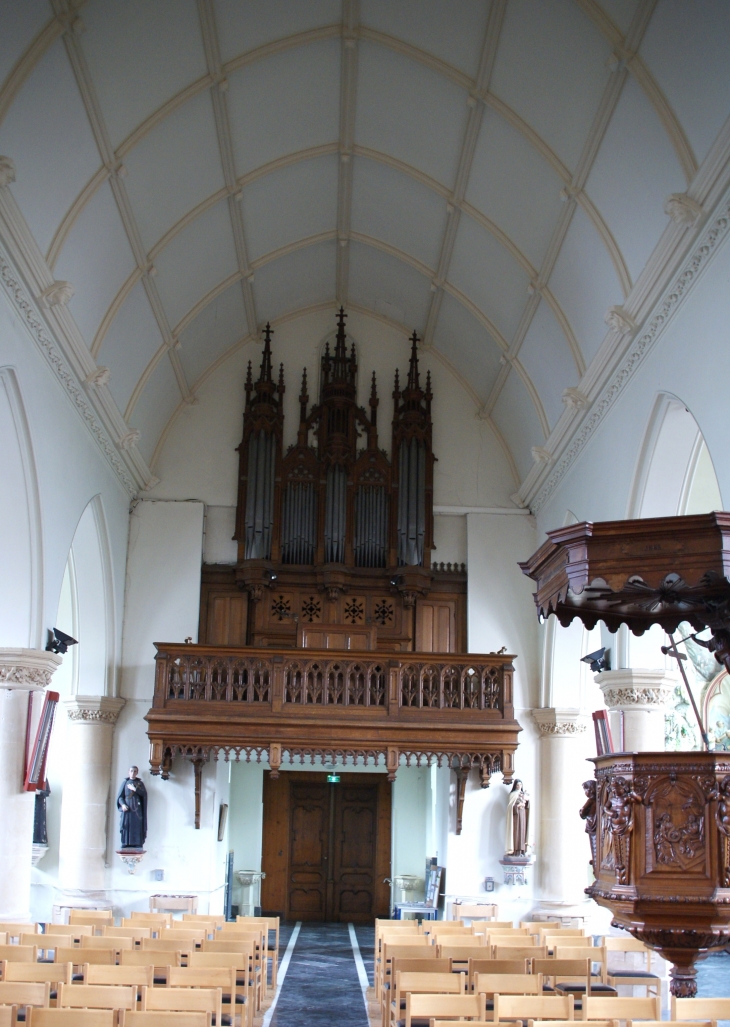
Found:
[519,512,730,638]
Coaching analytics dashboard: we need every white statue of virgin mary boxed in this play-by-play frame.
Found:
[505,779,530,855]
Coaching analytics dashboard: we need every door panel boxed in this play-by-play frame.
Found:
[261,772,391,921]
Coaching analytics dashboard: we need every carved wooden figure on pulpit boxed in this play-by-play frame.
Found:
[117,765,147,849]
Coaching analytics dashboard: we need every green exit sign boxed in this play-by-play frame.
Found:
[327,773,340,784]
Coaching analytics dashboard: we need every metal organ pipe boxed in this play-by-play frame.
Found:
[244,429,276,559]
[398,437,426,566]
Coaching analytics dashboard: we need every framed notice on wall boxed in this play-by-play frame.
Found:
[24,691,59,792]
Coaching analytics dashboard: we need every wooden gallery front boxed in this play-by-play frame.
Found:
[146,311,521,921]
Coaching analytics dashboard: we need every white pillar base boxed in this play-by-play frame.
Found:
[0,649,61,921]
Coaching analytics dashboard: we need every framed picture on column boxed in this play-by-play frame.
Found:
[24,691,59,791]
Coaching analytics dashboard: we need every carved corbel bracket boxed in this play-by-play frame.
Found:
[269,742,282,780]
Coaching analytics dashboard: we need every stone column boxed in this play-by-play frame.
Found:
[0,648,62,920]
[58,695,125,902]
[595,669,675,751]
[532,708,592,916]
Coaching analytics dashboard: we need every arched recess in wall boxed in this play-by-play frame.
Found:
[52,496,117,698]
[0,367,43,648]
[625,393,723,670]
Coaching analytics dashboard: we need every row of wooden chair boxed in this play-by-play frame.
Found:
[0,1011,212,1027]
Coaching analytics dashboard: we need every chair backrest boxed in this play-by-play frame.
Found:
[405,992,486,1023]
[382,943,437,962]
[533,958,592,983]
[83,964,154,988]
[583,995,662,1020]
[474,972,543,996]
[69,910,113,924]
[0,1007,13,1027]
[0,980,50,1006]
[633,1021,715,1027]
[1,923,37,939]
[379,932,428,951]
[82,934,134,950]
[45,923,94,937]
[121,949,178,968]
[601,937,647,952]
[0,944,38,962]
[141,937,195,953]
[555,945,602,962]
[439,945,493,962]
[494,993,575,1021]
[166,966,237,991]
[391,957,452,975]
[531,1021,619,1027]
[200,939,255,955]
[468,958,528,977]
[120,1013,212,1027]
[161,929,208,944]
[494,945,547,961]
[482,927,529,936]
[140,984,222,1023]
[57,982,137,1010]
[55,947,114,965]
[130,913,172,927]
[488,933,535,947]
[187,952,248,970]
[27,1011,114,1027]
[672,998,730,1021]
[103,926,152,940]
[436,936,486,950]
[395,971,464,996]
[1,962,73,985]
[539,927,585,939]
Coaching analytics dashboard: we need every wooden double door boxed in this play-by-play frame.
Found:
[261,772,391,922]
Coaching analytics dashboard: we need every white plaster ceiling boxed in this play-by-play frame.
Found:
[1,0,729,488]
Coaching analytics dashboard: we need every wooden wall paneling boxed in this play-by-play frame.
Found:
[375,775,392,918]
[416,599,457,653]
[261,771,290,916]
[206,592,248,646]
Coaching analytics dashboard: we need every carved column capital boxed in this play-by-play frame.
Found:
[532,707,588,736]
[596,669,676,710]
[64,695,126,725]
[0,648,62,691]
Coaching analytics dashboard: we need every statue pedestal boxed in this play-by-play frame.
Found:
[116,848,145,875]
[500,854,534,886]
[587,751,730,997]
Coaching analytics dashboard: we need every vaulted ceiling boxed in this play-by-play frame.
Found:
[1,0,729,493]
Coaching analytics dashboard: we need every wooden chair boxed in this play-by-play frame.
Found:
[602,938,661,997]
[672,998,730,1021]
[534,958,617,999]
[120,1014,211,1027]
[389,971,465,1025]
[102,927,152,942]
[68,911,113,927]
[383,959,453,1022]
[475,972,543,997]
[532,1021,619,1027]
[236,916,280,989]
[27,1011,114,1027]
[438,946,491,973]
[404,992,486,1026]
[140,984,222,1026]
[468,959,529,984]
[120,949,175,984]
[1,962,73,989]
[378,942,437,1000]
[494,945,547,962]
[635,1021,715,1027]
[493,993,575,1022]
[0,933,9,947]
[212,929,266,992]
[167,965,250,1027]
[555,947,608,986]
[488,934,536,948]
[140,938,195,958]
[161,928,208,944]
[57,982,137,1014]
[581,996,662,1021]
[482,928,530,936]
[82,964,154,990]
[189,947,261,1012]
[0,981,50,1018]
[0,1007,14,1027]
[437,938,487,955]
[0,945,38,963]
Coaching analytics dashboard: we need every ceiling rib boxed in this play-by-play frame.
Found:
[335,0,359,305]
[572,0,697,183]
[0,15,63,126]
[197,0,258,340]
[421,0,507,350]
[481,0,657,436]
[53,0,192,416]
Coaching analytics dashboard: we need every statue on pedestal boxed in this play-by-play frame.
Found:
[117,766,147,849]
[504,779,530,855]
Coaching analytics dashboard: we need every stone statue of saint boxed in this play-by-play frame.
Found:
[505,779,530,855]
[117,765,147,849]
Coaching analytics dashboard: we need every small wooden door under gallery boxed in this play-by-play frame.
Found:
[261,772,391,922]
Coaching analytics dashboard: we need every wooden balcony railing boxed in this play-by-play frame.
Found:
[146,643,521,783]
